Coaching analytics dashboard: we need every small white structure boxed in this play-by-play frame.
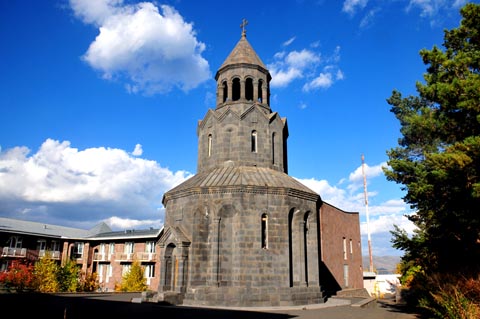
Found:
[363,272,401,298]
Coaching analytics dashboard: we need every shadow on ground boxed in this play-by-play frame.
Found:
[0,292,295,319]
[377,298,424,318]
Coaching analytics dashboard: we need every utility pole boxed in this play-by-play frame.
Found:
[362,154,374,273]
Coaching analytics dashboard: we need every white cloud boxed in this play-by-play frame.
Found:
[69,0,122,26]
[69,0,210,95]
[269,46,343,91]
[302,72,333,90]
[0,139,192,230]
[132,144,143,156]
[270,67,303,88]
[405,0,467,25]
[342,0,368,15]
[283,36,296,47]
[359,8,379,29]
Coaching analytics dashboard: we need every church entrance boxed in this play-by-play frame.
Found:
[163,243,176,291]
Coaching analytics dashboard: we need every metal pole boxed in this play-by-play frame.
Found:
[361,154,374,273]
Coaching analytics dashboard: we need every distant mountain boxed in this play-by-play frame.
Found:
[363,255,401,274]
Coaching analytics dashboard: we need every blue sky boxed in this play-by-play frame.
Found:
[0,0,473,257]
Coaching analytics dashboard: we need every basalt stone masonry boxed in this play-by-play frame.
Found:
[157,23,363,307]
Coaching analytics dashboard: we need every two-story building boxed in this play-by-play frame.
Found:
[0,217,162,292]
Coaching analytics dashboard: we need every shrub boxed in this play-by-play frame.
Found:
[0,260,36,292]
[34,256,60,292]
[419,274,480,319]
[116,260,147,292]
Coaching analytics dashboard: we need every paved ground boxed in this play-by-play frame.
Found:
[0,292,422,319]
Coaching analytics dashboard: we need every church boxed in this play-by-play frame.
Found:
[157,22,363,307]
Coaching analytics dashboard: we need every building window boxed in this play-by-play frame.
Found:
[258,80,263,103]
[350,239,353,256]
[145,241,155,253]
[251,130,257,153]
[9,236,22,249]
[109,243,115,255]
[51,240,60,252]
[124,242,134,255]
[245,78,253,101]
[37,239,46,251]
[222,81,228,102]
[261,213,268,249]
[208,134,212,157]
[73,242,84,259]
[343,264,349,287]
[271,133,276,164]
[232,78,240,101]
[343,237,347,260]
[144,264,155,278]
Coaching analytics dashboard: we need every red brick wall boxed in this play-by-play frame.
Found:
[320,202,363,290]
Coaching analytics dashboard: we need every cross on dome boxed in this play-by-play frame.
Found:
[240,18,248,37]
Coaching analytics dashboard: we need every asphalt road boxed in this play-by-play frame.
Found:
[0,292,422,319]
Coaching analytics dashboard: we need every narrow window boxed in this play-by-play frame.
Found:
[145,241,155,253]
[261,213,268,249]
[349,239,353,256]
[51,240,60,252]
[124,242,134,253]
[245,78,253,101]
[251,130,257,153]
[258,80,263,102]
[144,264,155,278]
[271,133,276,164]
[208,134,212,157]
[222,81,228,102]
[232,78,240,101]
[343,264,349,287]
[74,242,84,259]
[343,237,347,260]
[109,242,115,257]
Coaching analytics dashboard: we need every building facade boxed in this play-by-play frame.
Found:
[0,217,162,292]
[156,27,363,307]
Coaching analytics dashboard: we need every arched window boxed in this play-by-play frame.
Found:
[251,130,257,153]
[261,213,268,249]
[222,81,228,102]
[232,78,240,101]
[258,80,263,103]
[245,78,253,101]
[271,132,276,164]
[208,134,212,157]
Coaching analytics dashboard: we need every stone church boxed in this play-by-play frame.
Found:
[157,24,363,307]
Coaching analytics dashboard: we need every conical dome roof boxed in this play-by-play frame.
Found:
[217,32,267,73]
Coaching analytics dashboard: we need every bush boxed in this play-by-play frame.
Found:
[0,260,36,292]
[419,274,480,319]
[57,259,80,292]
[115,260,147,292]
[34,256,60,292]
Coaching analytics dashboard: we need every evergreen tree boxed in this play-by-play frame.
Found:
[386,3,480,275]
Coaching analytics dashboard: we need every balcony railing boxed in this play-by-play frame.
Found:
[1,247,26,258]
[114,252,156,262]
[93,253,114,262]
[1,247,61,260]
[38,250,61,259]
